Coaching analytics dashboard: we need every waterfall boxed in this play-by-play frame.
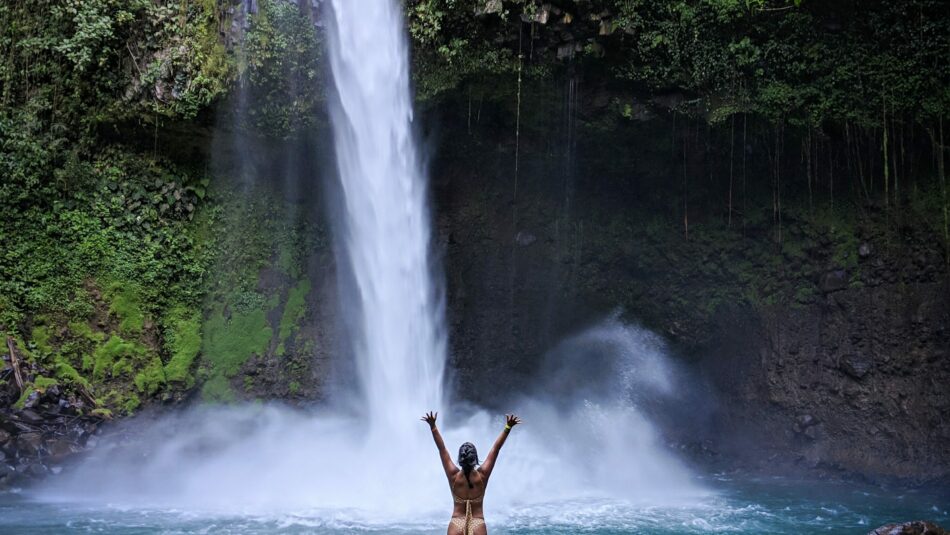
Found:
[33,0,705,521]
[324,0,446,436]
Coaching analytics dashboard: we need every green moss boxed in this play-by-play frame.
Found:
[69,321,104,343]
[288,380,300,395]
[31,326,53,354]
[13,385,36,410]
[54,359,91,390]
[134,355,167,396]
[202,305,273,377]
[276,279,310,356]
[201,374,236,403]
[163,306,202,386]
[105,282,145,334]
[112,358,134,378]
[91,408,113,419]
[93,335,145,380]
[122,393,141,414]
[33,375,58,391]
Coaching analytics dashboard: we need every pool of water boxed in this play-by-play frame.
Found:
[1,477,946,534]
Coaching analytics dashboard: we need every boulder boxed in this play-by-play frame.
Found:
[841,354,873,379]
[868,521,948,535]
[26,463,48,477]
[47,439,78,462]
[16,432,44,455]
[515,231,537,246]
[819,270,849,293]
[476,0,503,15]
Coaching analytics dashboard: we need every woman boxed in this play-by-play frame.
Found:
[421,411,521,535]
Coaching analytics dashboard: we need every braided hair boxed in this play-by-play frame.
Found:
[457,442,480,488]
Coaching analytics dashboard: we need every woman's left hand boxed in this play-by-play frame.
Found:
[421,411,438,429]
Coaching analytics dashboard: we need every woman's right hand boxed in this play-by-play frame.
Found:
[421,411,438,429]
[505,413,521,429]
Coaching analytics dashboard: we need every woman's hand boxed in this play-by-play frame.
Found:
[505,414,521,429]
[421,411,438,429]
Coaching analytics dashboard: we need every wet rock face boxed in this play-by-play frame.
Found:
[869,521,949,535]
[432,112,950,483]
[710,279,950,482]
[0,389,103,488]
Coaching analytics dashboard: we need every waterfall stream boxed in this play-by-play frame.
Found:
[325,0,446,439]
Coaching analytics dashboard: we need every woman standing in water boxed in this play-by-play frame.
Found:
[422,411,521,535]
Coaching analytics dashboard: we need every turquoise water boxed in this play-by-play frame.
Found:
[1,478,946,534]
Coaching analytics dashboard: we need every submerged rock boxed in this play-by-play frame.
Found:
[869,521,948,535]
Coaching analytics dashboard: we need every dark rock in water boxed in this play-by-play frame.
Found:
[819,270,849,293]
[0,428,11,444]
[0,463,14,477]
[868,521,949,535]
[26,463,48,477]
[841,354,873,379]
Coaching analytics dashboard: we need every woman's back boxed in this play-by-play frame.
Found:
[451,469,486,513]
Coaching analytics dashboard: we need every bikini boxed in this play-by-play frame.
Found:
[450,492,486,535]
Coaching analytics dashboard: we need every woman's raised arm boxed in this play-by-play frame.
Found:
[422,411,459,478]
[477,414,521,479]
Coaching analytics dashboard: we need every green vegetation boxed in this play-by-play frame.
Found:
[277,279,311,356]
[13,386,36,410]
[134,356,167,396]
[163,307,202,386]
[241,0,324,137]
[203,305,273,378]
[105,283,145,335]
[92,335,146,381]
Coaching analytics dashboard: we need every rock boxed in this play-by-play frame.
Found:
[819,270,849,293]
[522,3,553,24]
[16,433,44,455]
[515,231,537,246]
[18,408,44,424]
[841,354,873,379]
[47,439,77,462]
[797,414,816,428]
[0,429,11,444]
[26,463,48,477]
[475,0,502,15]
[0,464,14,478]
[868,521,949,535]
[19,391,39,409]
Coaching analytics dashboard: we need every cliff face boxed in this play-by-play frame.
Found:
[710,273,949,482]
[429,97,950,482]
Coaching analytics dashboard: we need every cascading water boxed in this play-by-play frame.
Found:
[324,0,446,437]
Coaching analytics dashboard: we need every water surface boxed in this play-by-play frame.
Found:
[3,478,946,534]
